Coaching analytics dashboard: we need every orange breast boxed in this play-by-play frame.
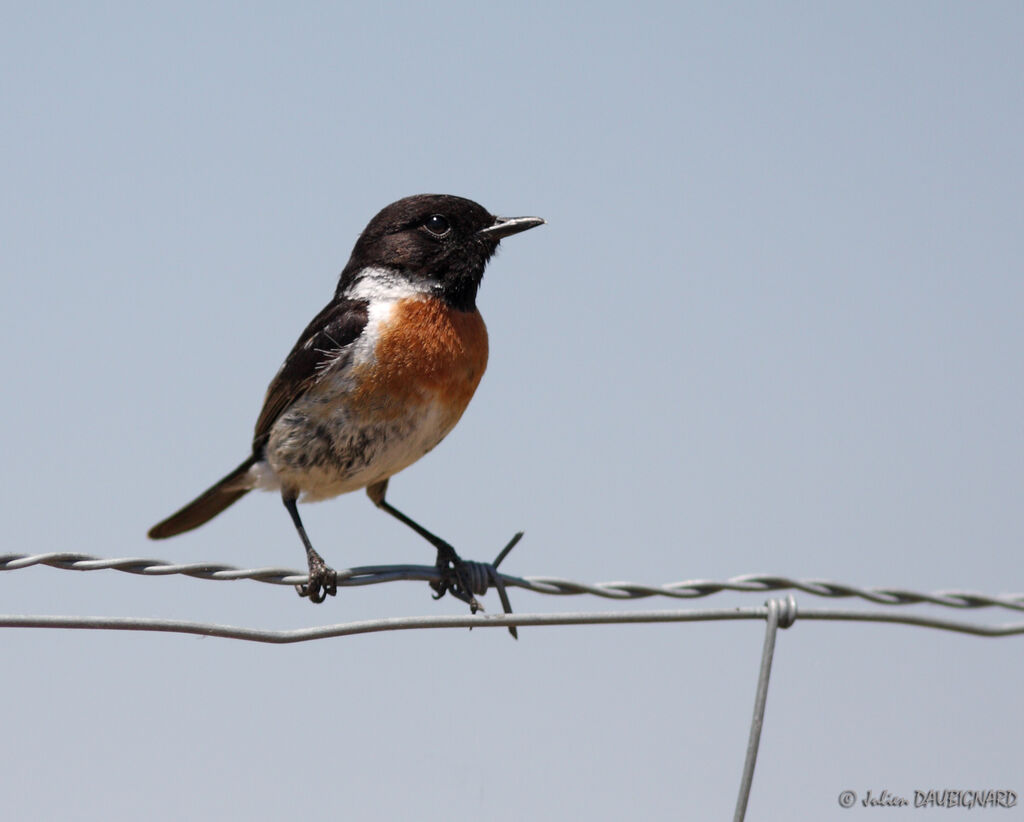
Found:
[351,297,489,420]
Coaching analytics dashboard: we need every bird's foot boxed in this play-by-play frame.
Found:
[430,533,525,638]
[296,551,338,604]
[431,545,483,613]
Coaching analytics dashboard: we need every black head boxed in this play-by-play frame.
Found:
[337,194,544,310]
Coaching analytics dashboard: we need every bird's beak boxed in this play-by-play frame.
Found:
[476,215,546,240]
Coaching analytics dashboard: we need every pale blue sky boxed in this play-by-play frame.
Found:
[1,2,1022,820]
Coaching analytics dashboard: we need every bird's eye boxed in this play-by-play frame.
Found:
[424,214,451,237]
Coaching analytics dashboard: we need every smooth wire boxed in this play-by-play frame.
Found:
[3,598,1021,822]
[1,604,1022,644]
[733,597,796,822]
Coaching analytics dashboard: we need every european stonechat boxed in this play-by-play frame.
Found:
[149,194,544,604]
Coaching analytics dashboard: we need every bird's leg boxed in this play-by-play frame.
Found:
[366,480,481,611]
[284,493,337,603]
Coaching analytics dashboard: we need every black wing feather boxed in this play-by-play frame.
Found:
[252,297,369,454]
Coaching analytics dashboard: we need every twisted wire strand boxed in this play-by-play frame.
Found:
[1,550,1022,613]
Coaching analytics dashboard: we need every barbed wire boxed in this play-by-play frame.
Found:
[2,550,1022,612]
[2,551,1021,822]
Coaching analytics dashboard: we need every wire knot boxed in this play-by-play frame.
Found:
[435,532,524,639]
[457,560,492,596]
[766,595,798,629]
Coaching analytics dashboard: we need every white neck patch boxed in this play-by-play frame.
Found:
[345,266,438,302]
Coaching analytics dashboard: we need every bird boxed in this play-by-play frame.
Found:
[148,194,544,604]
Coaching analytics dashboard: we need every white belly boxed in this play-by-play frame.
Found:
[253,386,462,502]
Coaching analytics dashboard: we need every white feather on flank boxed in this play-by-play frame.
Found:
[248,459,282,492]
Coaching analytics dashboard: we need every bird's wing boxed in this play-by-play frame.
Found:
[252,297,369,453]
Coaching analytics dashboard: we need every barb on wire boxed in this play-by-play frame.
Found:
[1,550,1023,614]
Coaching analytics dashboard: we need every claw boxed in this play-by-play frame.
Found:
[297,558,337,604]
[430,550,484,612]
[431,560,481,611]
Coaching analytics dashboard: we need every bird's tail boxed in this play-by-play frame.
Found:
[148,456,258,539]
